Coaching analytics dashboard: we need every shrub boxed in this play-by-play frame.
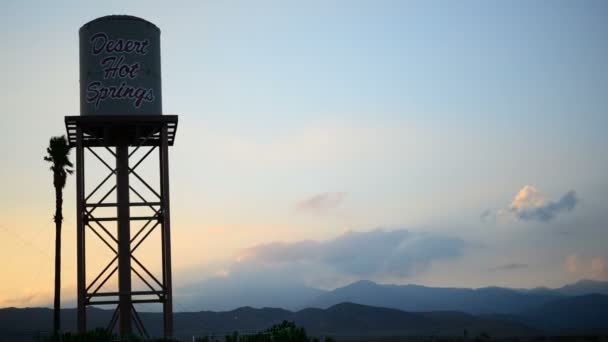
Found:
[38,328,113,342]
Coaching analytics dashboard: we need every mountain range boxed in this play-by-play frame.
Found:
[2,295,608,340]
[177,278,608,314]
[306,279,608,314]
[2,279,608,339]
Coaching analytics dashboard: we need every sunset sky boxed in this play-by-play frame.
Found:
[1,0,607,310]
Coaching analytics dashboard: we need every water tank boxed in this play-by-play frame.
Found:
[79,15,162,116]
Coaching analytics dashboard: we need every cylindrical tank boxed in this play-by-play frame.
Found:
[79,15,162,116]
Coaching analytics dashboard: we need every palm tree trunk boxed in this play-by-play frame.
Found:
[53,184,63,335]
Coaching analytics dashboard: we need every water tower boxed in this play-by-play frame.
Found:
[64,15,177,338]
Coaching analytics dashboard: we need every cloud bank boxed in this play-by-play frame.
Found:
[176,229,467,310]
[238,229,466,278]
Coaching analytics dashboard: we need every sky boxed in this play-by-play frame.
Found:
[1,0,607,309]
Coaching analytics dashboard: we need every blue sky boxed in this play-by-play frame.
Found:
[1,0,607,308]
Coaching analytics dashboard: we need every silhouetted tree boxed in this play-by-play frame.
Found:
[475,332,492,342]
[44,135,73,335]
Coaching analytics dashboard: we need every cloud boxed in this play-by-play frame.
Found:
[488,263,529,272]
[509,186,578,222]
[175,229,466,310]
[484,185,578,223]
[238,229,466,278]
[480,209,494,222]
[564,254,608,281]
[295,192,347,213]
[566,254,579,273]
[591,257,608,280]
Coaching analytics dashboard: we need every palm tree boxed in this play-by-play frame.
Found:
[44,135,73,335]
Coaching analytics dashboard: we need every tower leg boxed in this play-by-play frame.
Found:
[117,142,132,337]
[160,126,173,337]
[76,128,86,332]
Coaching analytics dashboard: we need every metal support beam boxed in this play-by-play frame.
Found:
[116,141,132,336]
[160,125,174,337]
[76,128,86,332]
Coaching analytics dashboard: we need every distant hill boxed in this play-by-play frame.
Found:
[176,280,325,311]
[520,294,608,334]
[554,279,608,296]
[170,303,537,337]
[0,303,538,339]
[301,303,537,337]
[307,280,561,314]
[0,307,116,341]
[175,283,325,311]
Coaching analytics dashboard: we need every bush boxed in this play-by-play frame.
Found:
[215,321,334,342]
[38,328,113,342]
[267,321,309,341]
[474,332,492,342]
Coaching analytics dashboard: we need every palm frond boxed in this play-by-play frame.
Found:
[44,135,74,189]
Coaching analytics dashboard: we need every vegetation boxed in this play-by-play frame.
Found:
[474,332,492,342]
[39,328,112,342]
[195,321,335,342]
[43,135,73,335]
[38,322,334,342]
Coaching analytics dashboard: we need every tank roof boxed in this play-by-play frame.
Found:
[80,15,160,33]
